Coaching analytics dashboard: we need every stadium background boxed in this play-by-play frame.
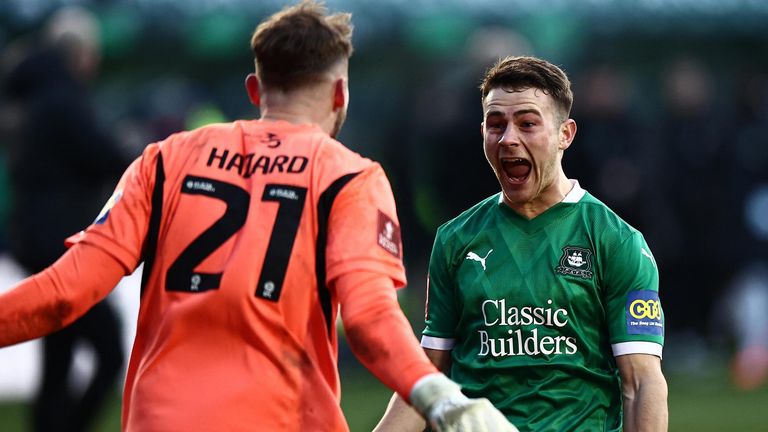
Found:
[1,0,767,430]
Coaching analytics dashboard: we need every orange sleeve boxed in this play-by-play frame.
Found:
[0,242,127,347]
[336,271,437,402]
[326,164,407,288]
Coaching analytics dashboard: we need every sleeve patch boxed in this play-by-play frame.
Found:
[626,290,663,336]
[376,210,401,258]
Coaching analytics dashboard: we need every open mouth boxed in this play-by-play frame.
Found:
[501,157,532,184]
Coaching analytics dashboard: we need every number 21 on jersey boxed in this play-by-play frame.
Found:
[165,175,306,302]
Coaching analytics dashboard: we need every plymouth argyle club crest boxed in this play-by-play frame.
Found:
[556,246,594,279]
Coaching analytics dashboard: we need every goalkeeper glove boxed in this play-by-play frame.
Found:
[410,373,519,432]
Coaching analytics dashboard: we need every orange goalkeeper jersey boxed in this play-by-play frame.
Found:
[67,119,407,431]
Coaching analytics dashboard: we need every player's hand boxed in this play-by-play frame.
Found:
[410,373,519,432]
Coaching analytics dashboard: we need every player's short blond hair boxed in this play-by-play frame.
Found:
[250,0,353,91]
[481,56,573,122]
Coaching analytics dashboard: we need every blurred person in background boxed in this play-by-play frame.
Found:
[1,6,127,432]
[721,70,768,391]
[0,2,515,431]
[568,63,646,226]
[726,261,768,390]
[655,57,728,340]
[375,56,668,432]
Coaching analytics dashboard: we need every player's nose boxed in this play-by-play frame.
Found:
[498,128,520,147]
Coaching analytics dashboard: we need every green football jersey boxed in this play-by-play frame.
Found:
[422,182,663,432]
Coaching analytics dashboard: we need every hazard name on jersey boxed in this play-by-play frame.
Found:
[207,147,308,178]
[478,298,578,357]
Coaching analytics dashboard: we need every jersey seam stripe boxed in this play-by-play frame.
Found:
[140,152,166,297]
[316,171,361,337]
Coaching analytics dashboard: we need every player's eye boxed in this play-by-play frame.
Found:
[486,122,505,132]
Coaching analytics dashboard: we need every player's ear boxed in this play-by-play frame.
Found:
[559,118,577,150]
[245,73,260,107]
[333,78,346,111]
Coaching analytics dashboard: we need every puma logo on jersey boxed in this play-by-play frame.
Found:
[641,248,656,267]
[466,249,493,271]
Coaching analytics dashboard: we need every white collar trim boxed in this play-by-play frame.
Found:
[497,179,586,205]
[562,180,585,203]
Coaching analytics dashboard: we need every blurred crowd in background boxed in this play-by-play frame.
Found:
[0,0,767,407]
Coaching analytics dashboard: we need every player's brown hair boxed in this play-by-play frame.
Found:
[250,0,353,91]
[481,56,573,121]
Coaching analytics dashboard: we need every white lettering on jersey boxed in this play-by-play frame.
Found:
[478,298,577,357]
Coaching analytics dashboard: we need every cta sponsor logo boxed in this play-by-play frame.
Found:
[626,290,663,336]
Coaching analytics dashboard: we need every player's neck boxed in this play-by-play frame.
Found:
[505,174,573,220]
[260,109,316,127]
[259,85,336,135]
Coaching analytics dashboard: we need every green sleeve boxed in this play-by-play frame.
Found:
[603,231,665,345]
[423,227,459,339]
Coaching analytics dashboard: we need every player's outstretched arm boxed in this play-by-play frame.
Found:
[0,242,125,347]
[617,353,668,432]
[335,271,517,432]
[374,348,517,432]
[374,346,450,431]
[374,392,425,432]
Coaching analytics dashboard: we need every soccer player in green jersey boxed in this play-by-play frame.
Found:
[375,56,668,432]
